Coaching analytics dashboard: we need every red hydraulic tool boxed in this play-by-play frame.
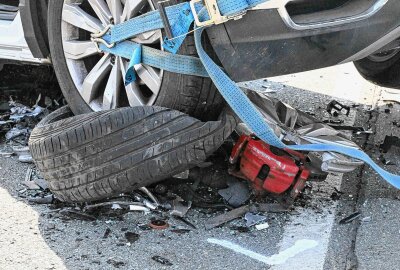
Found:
[230,135,317,204]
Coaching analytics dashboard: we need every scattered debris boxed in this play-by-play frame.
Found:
[129,205,151,213]
[107,257,125,268]
[339,212,362,224]
[5,127,29,141]
[59,209,97,221]
[152,256,173,266]
[139,187,160,206]
[206,205,249,230]
[245,212,267,227]
[125,232,139,245]
[205,203,287,229]
[170,197,192,217]
[23,180,40,190]
[28,194,53,204]
[255,222,270,231]
[149,220,169,230]
[218,179,250,207]
[103,228,112,239]
[327,100,351,117]
[12,146,33,163]
[33,177,48,190]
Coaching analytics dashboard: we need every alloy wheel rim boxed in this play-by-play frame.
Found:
[61,0,163,111]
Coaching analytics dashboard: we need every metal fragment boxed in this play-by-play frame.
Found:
[139,187,160,206]
[170,197,192,217]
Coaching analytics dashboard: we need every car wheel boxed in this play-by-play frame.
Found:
[29,106,237,202]
[48,0,224,120]
[354,47,400,88]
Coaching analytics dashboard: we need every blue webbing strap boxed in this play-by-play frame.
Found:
[104,0,400,189]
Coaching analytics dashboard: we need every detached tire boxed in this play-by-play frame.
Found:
[29,106,237,203]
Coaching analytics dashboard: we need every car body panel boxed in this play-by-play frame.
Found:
[0,0,400,79]
[206,0,400,81]
[0,11,43,63]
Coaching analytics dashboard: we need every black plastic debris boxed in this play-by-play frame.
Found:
[339,212,362,224]
[152,256,173,266]
[327,100,351,117]
[125,232,139,244]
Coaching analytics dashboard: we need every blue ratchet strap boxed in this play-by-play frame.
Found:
[105,0,400,189]
[99,39,209,79]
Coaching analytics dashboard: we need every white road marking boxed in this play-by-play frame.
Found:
[270,174,342,270]
[207,238,318,265]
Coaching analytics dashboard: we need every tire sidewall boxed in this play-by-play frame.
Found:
[48,0,92,115]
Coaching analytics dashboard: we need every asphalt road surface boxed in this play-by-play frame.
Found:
[1,63,399,270]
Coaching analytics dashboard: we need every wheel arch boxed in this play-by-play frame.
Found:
[19,0,49,59]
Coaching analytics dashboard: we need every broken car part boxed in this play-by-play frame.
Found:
[230,135,312,203]
[218,178,251,208]
[327,100,351,117]
[205,203,288,229]
[169,197,192,217]
[244,212,267,227]
[246,92,364,174]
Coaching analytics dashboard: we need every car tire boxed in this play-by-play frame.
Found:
[29,106,237,203]
[47,0,224,121]
[354,50,400,88]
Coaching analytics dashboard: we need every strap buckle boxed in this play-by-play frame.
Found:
[90,25,116,51]
[190,0,230,27]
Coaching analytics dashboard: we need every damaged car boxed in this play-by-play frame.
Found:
[1,0,400,202]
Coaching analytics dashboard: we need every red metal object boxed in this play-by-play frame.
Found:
[230,135,310,200]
